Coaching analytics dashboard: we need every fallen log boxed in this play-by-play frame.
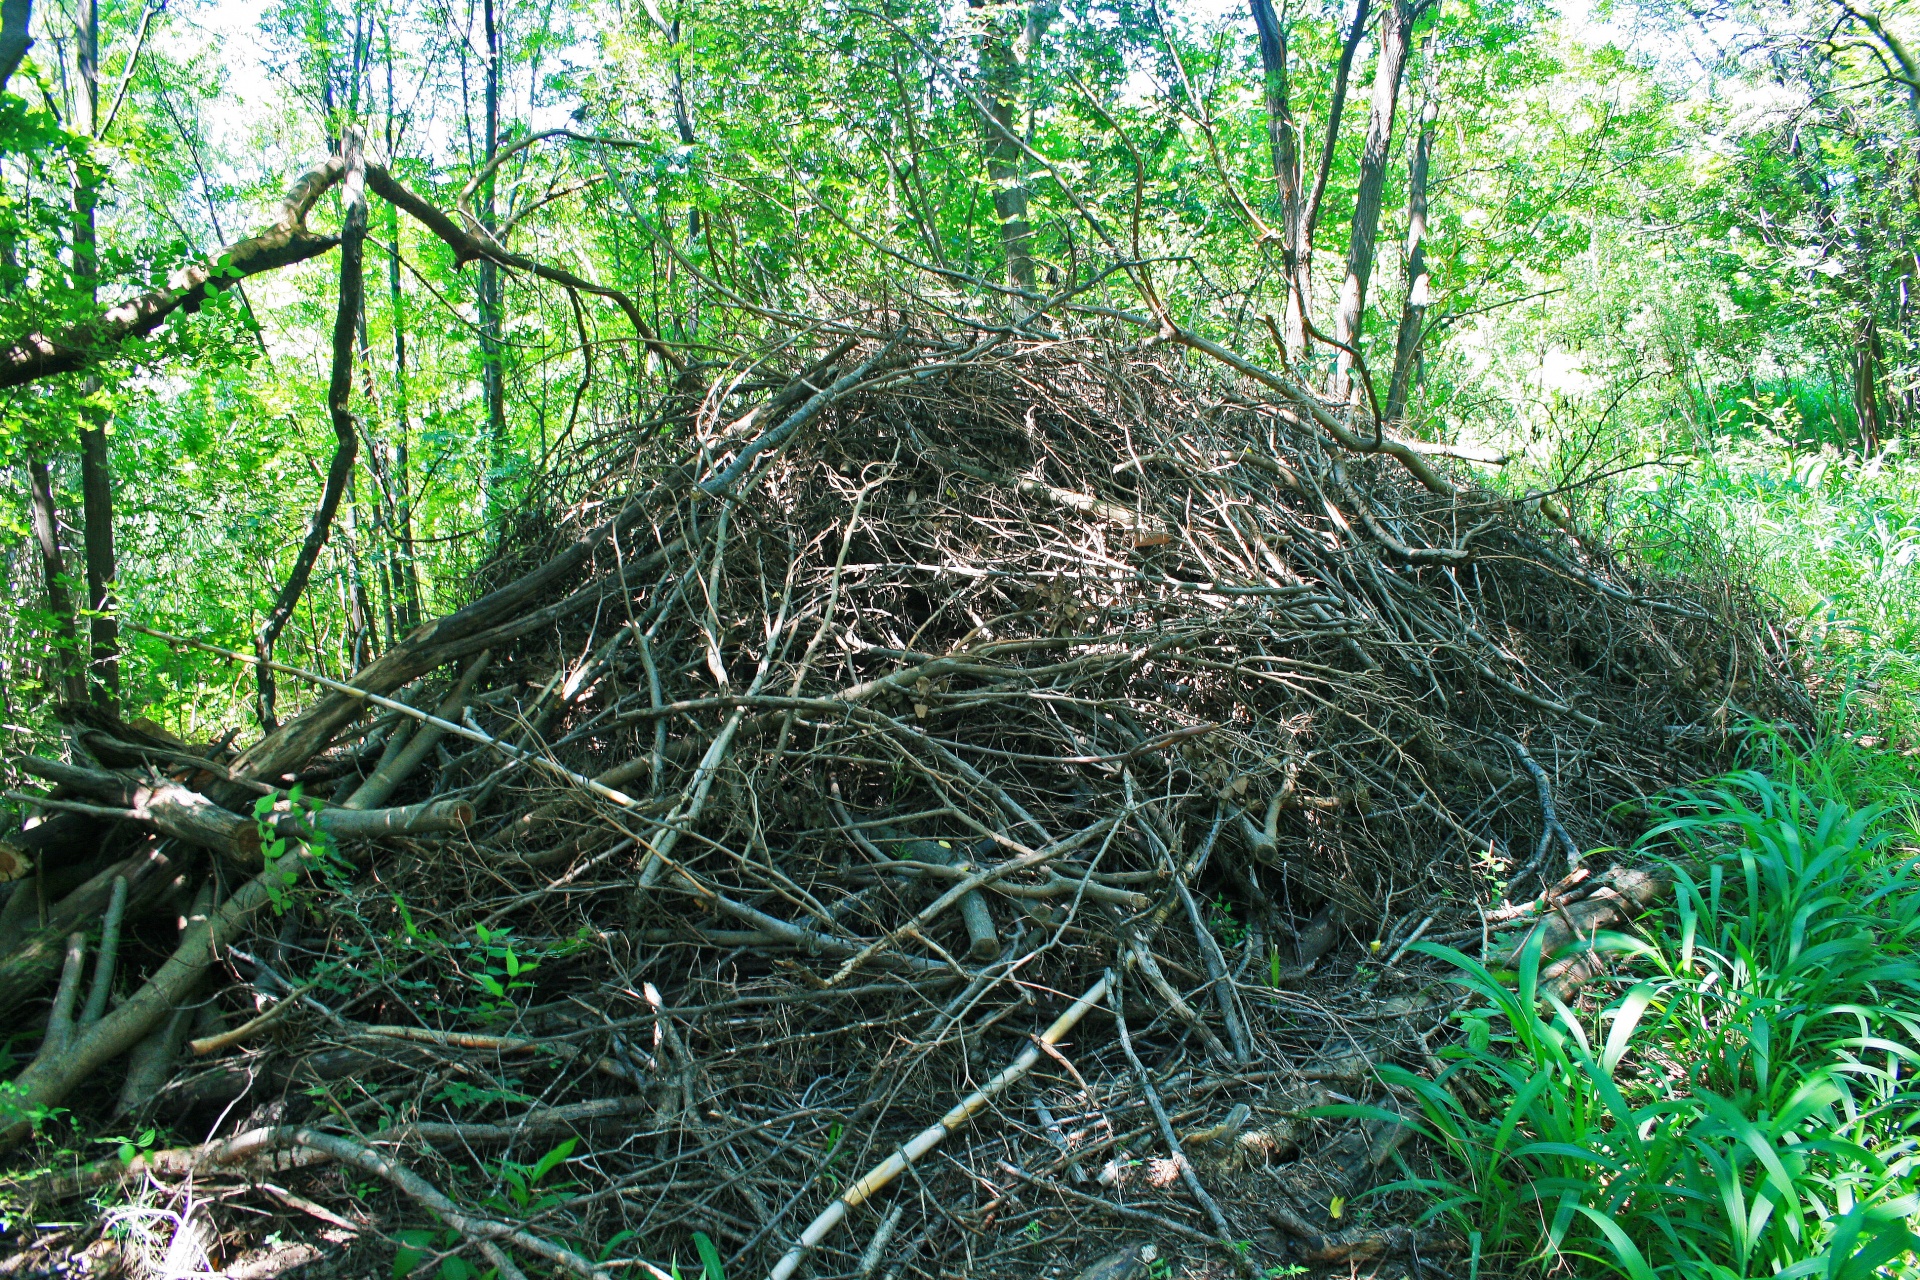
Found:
[9,758,473,864]
[0,842,184,1021]
[1265,1204,1464,1264]
[1491,865,1669,998]
[14,757,258,858]
[0,846,318,1150]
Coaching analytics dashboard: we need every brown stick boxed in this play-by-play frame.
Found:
[254,130,368,729]
[0,846,316,1149]
[13,757,470,861]
[1110,967,1249,1274]
[0,843,178,1021]
[365,163,684,377]
[341,653,491,810]
[16,758,257,858]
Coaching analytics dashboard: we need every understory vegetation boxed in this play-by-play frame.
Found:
[1389,741,1920,1277]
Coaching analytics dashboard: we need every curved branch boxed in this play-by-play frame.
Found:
[254,135,367,729]
[366,163,686,375]
[0,156,345,389]
[454,127,645,212]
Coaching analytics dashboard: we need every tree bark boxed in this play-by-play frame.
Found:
[1331,0,1417,401]
[76,0,119,708]
[1292,0,1371,357]
[1387,93,1437,424]
[1248,0,1307,361]
[26,459,86,705]
[253,133,367,729]
[0,0,31,92]
[478,0,507,506]
[972,0,1052,292]
[379,29,422,638]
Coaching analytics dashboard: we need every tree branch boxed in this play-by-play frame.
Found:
[253,134,366,729]
[365,163,686,375]
[0,157,344,389]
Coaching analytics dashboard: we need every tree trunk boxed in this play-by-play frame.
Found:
[27,459,85,705]
[478,0,507,508]
[340,475,375,672]
[1853,312,1885,456]
[664,15,701,242]
[76,0,118,707]
[1292,0,1371,360]
[972,0,1052,292]
[1387,93,1438,424]
[253,132,368,729]
[1331,0,1416,401]
[383,29,422,637]
[0,0,31,92]
[1248,0,1306,361]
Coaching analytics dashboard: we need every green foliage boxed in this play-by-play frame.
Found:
[692,1230,725,1280]
[92,1127,157,1165]
[465,923,541,1019]
[1381,762,1920,1277]
[250,784,348,912]
[393,1227,492,1280]
[1608,441,1920,742]
[490,1137,578,1215]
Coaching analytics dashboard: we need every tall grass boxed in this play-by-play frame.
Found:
[1363,757,1920,1277]
[1605,438,1920,741]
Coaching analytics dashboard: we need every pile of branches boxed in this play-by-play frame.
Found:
[0,317,1806,1279]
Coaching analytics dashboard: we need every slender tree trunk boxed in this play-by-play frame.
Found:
[1293,0,1371,359]
[340,476,374,671]
[972,0,1052,292]
[1249,0,1306,361]
[1387,92,1438,424]
[75,0,118,707]
[667,17,700,242]
[1331,0,1417,401]
[1853,312,1885,456]
[254,131,368,729]
[478,0,507,507]
[27,460,85,706]
[384,29,421,635]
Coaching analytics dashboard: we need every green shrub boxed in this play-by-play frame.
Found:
[1372,768,1920,1277]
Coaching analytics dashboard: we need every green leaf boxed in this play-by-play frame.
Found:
[530,1136,578,1185]
[597,1229,640,1263]
[693,1230,725,1280]
[393,1229,437,1279]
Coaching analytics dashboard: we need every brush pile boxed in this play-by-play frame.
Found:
[0,316,1807,1279]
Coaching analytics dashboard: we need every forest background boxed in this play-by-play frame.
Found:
[0,0,1914,750]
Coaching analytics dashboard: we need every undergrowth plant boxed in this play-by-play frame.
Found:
[1370,760,1920,1277]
